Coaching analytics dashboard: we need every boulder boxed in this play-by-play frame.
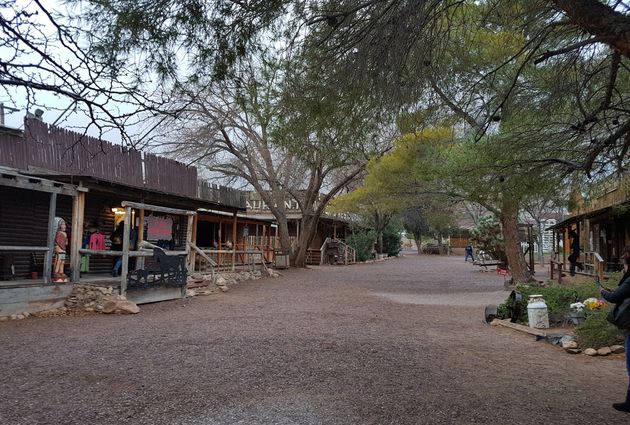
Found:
[566,348,582,354]
[102,299,139,314]
[584,348,598,356]
[562,340,579,349]
[597,347,612,356]
[611,345,625,354]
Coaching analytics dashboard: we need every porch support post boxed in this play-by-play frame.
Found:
[137,209,145,269]
[231,212,237,271]
[70,191,85,283]
[186,214,195,273]
[44,192,57,284]
[120,206,132,297]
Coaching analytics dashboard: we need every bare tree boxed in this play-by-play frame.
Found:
[153,58,388,266]
[0,0,169,143]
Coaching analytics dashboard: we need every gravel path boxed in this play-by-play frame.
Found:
[0,254,627,424]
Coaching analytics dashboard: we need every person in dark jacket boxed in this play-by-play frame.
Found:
[600,251,630,413]
[568,230,581,276]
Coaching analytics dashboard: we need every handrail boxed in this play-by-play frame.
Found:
[190,243,216,285]
[320,237,330,265]
[592,252,605,284]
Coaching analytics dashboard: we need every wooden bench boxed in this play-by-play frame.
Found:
[473,255,503,270]
[127,248,187,290]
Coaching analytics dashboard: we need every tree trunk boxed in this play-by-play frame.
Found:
[537,221,545,266]
[291,215,319,268]
[277,218,291,254]
[552,0,630,58]
[414,233,422,254]
[500,201,533,283]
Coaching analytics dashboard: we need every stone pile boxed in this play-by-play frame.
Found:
[186,268,282,296]
[64,284,139,314]
[583,345,625,356]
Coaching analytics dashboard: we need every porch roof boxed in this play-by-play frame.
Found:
[545,205,620,231]
[28,174,245,213]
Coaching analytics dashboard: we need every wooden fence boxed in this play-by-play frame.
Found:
[0,119,245,208]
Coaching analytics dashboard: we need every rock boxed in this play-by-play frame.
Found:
[10,314,18,320]
[490,320,500,326]
[85,307,94,312]
[584,348,598,356]
[566,348,582,354]
[0,316,8,322]
[22,311,30,318]
[102,299,139,314]
[218,285,229,292]
[16,314,25,320]
[611,345,625,354]
[215,276,227,286]
[561,340,578,349]
[597,347,612,356]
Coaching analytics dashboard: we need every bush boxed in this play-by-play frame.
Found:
[575,308,625,349]
[499,281,601,323]
[382,223,403,257]
[347,230,376,262]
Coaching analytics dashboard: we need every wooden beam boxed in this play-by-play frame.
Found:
[120,206,132,297]
[491,319,547,337]
[121,201,195,216]
[0,174,78,196]
[70,191,85,283]
[186,214,195,273]
[43,192,57,284]
[0,246,48,251]
[137,209,145,269]
[231,211,237,271]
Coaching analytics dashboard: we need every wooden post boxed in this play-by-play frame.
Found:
[231,212,237,271]
[137,209,145,269]
[186,214,195,273]
[44,192,57,284]
[120,206,132,297]
[218,221,222,267]
[70,191,85,283]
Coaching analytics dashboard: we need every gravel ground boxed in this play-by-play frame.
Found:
[0,254,628,424]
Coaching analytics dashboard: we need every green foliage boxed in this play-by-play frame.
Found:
[382,223,403,257]
[471,215,506,264]
[346,231,377,262]
[575,308,625,349]
[500,280,602,323]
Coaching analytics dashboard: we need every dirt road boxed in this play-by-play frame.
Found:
[0,254,627,424]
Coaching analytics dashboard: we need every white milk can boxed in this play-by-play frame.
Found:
[527,294,549,329]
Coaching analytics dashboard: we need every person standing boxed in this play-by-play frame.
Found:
[568,230,581,276]
[600,251,630,413]
[53,219,68,282]
[465,243,474,262]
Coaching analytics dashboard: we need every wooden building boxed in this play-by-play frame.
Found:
[548,176,630,279]
[0,119,246,311]
[245,193,356,265]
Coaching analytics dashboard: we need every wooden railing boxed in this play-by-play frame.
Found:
[583,251,605,283]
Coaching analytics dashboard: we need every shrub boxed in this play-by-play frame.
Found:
[347,230,376,262]
[382,223,403,257]
[499,281,601,323]
[575,308,625,349]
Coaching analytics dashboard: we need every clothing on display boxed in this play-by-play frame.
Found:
[89,232,106,250]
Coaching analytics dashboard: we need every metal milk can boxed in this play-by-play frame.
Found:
[527,294,549,329]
